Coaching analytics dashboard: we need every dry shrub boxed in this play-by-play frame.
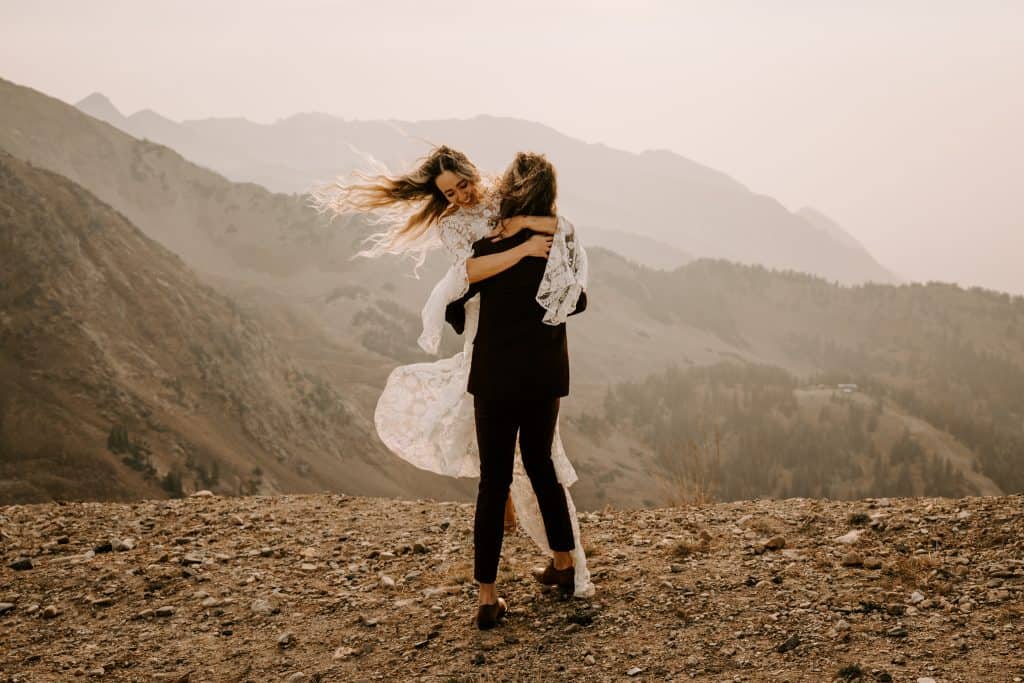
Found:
[658,428,722,507]
[889,554,942,585]
[673,536,710,558]
[746,515,785,535]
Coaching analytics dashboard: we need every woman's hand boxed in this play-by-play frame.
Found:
[488,215,558,240]
[518,234,553,259]
[487,216,525,240]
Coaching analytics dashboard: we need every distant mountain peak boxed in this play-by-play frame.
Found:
[75,92,123,124]
[131,107,171,119]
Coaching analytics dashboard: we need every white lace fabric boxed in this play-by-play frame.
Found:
[375,199,594,597]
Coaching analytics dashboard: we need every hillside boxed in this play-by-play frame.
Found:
[1,492,1021,681]
[580,260,1024,495]
[0,151,470,505]
[571,363,1009,509]
[72,90,895,284]
[4,75,1023,507]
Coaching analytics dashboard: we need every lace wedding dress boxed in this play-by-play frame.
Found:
[374,195,594,597]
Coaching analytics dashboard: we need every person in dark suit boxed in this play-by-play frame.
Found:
[446,153,589,629]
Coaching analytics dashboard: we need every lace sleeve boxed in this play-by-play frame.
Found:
[437,212,477,292]
[537,216,589,325]
[417,213,477,355]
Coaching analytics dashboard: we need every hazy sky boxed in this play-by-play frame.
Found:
[3,1,1023,293]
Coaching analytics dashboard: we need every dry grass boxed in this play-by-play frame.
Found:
[888,553,943,585]
[658,427,723,507]
[673,534,711,558]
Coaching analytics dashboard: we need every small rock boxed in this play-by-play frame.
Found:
[568,608,596,626]
[776,633,801,653]
[626,667,643,677]
[112,538,135,552]
[93,542,113,554]
[917,678,936,683]
[863,556,883,570]
[190,490,214,497]
[181,554,204,566]
[472,653,486,666]
[278,631,295,649]
[670,563,683,573]
[835,529,864,545]
[155,606,175,617]
[764,535,786,551]
[90,597,114,607]
[332,646,357,660]
[585,655,596,665]
[9,557,33,571]
[413,541,430,554]
[909,591,925,604]
[0,603,14,615]
[42,604,60,619]
[285,673,306,682]
[201,597,221,608]
[841,551,864,567]
[379,575,396,590]
[251,598,279,615]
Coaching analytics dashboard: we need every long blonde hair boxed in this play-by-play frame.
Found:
[310,145,482,263]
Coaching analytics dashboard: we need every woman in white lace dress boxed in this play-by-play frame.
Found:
[313,147,594,607]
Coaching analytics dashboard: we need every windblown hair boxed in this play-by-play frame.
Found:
[497,152,557,221]
[310,145,482,260]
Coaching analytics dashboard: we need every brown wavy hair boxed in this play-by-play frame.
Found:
[497,152,557,221]
[310,145,482,258]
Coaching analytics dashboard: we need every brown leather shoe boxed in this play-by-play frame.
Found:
[534,561,575,593]
[476,597,508,630]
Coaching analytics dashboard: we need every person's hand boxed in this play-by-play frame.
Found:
[519,234,553,259]
[487,216,527,241]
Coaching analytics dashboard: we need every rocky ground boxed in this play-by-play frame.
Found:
[1,492,1022,682]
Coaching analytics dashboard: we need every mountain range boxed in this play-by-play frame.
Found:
[75,92,895,284]
[1,76,1020,507]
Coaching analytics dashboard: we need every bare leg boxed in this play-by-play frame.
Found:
[479,582,499,606]
[503,494,517,533]
[553,550,573,570]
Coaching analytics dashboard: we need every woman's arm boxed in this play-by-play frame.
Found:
[467,234,552,283]
[535,216,588,325]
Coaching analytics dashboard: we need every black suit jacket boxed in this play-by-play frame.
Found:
[446,230,586,400]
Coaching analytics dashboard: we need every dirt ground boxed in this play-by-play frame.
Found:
[2,492,1022,682]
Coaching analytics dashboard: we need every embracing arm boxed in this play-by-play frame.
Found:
[466,234,552,283]
[536,215,588,324]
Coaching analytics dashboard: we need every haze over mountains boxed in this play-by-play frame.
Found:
[2,76,1022,507]
[75,92,895,285]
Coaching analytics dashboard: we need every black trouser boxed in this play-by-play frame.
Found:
[473,396,575,584]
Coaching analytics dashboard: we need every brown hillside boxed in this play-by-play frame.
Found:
[0,151,457,504]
